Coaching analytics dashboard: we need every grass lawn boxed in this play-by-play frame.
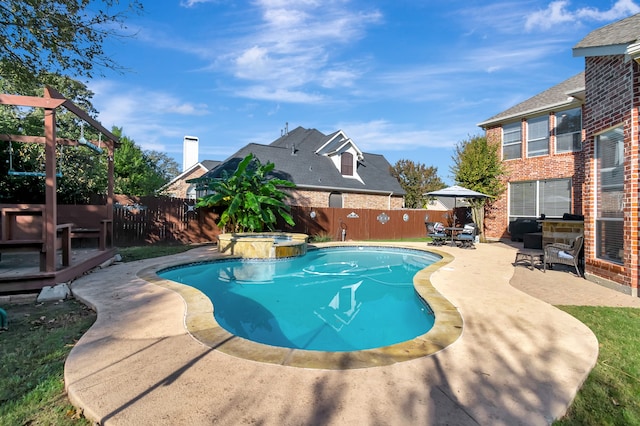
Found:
[0,299,95,426]
[1,244,639,424]
[554,306,640,426]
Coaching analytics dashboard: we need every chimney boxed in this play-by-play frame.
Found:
[183,136,199,172]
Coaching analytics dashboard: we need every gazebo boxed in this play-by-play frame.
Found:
[0,86,119,292]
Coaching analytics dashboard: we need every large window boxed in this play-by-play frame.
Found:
[509,178,571,219]
[595,127,624,264]
[527,116,549,157]
[555,107,582,153]
[502,122,521,160]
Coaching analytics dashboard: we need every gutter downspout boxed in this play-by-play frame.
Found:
[388,192,393,209]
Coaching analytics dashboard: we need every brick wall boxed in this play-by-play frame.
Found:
[161,167,206,199]
[582,55,639,293]
[288,188,404,209]
[483,117,585,240]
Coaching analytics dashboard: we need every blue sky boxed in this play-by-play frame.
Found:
[90,0,640,184]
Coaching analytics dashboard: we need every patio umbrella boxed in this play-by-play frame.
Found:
[425,185,490,224]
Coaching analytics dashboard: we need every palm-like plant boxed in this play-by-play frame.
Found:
[196,154,296,233]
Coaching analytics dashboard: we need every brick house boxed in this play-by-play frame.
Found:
[193,126,405,209]
[160,160,221,199]
[479,14,640,297]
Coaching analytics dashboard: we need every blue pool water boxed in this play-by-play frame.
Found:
[159,246,440,352]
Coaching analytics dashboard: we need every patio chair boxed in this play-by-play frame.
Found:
[426,222,447,246]
[543,235,584,277]
[455,222,477,249]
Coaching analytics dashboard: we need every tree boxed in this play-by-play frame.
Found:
[450,135,507,242]
[390,159,445,208]
[112,127,167,196]
[0,0,143,91]
[146,150,181,183]
[197,154,296,233]
[0,74,108,203]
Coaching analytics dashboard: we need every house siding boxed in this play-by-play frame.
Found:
[288,189,404,209]
[582,55,640,294]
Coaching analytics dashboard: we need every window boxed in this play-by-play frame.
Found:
[595,127,624,264]
[509,178,571,219]
[502,122,521,160]
[329,192,343,208]
[341,152,353,175]
[555,107,582,153]
[527,116,549,157]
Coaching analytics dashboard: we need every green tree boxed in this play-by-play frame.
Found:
[197,154,296,233]
[0,0,143,91]
[0,74,108,203]
[112,127,166,196]
[146,150,181,183]
[450,134,507,241]
[391,159,445,208]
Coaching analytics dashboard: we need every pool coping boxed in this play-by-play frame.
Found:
[138,242,462,370]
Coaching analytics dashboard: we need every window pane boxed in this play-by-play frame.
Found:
[528,139,549,157]
[540,179,571,217]
[528,116,549,139]
[556,108,581,134]
[527,116,549,156]
[596,127,624,264]
[502,122,521,160]
[596,219,623,263]
[510,181,536,217]
[503,143,521,160]
[556,133,582,153]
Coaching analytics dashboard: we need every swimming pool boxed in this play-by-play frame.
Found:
[159,246,440,352]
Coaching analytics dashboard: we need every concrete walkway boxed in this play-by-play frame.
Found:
[63,242,637,425]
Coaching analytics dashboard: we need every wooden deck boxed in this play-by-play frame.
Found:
[0,247,117,293]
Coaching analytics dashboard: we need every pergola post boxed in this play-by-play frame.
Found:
[44,107,57,272]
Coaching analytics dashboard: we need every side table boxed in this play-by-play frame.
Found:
[515,248,544,270]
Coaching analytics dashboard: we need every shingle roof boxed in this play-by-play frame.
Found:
[196,127,405,195]
[478,72,585,128]
[201,160,221,170]
[574,13,640,49]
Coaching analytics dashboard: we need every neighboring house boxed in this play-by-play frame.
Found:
[160,160,221,199]
[193,126,405,209]
[479,13,640,297]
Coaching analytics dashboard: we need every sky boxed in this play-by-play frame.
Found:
[90,0,640,184]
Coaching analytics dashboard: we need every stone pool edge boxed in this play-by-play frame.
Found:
[137,242,462,370]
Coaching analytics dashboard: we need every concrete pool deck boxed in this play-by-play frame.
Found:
[64,241,640,425]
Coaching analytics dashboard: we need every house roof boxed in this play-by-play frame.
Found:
[478,72,585,128]
[573,13,640,55]
[195,126,405,195]
[160,160,221,191]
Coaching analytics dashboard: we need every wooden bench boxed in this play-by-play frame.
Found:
[0,223,72,269]
[66,219,112,250]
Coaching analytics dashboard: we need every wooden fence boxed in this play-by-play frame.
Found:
[113,195,219,246]
[110,196,469,246]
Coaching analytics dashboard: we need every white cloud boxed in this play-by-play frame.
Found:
[337,120,458,153]
[224,1,382,102]
[89,81,210,152]
[180,0,220,7]
[525,0,640,31]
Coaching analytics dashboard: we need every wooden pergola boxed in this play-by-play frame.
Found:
[0,86,119,290]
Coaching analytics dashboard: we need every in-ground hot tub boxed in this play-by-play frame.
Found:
[217,232,308,259]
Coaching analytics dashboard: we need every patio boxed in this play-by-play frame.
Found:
[55,241,640,425]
